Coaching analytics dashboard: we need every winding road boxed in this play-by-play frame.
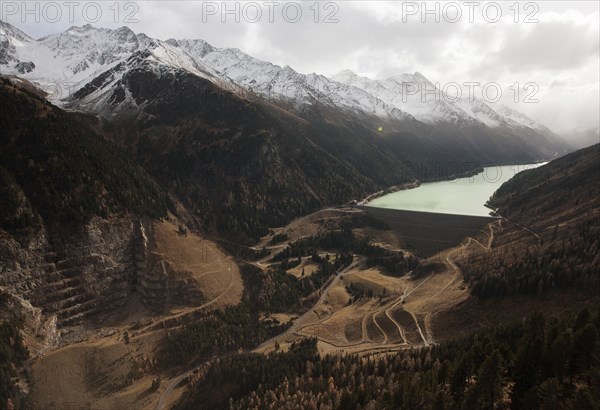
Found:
[156,256,363,409]
[155,215,503,409]
[254,256,364,351]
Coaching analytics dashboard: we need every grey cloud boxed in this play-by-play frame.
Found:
[486,20,598,71]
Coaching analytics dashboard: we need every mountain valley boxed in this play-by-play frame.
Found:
[0,19,598,410]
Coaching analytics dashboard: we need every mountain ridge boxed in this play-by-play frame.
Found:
[0,20,568,146]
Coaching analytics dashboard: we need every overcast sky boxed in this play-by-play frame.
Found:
[3,1,599,135]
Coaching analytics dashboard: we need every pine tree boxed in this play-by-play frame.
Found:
[476,349,502,410]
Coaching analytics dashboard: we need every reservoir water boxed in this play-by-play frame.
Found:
[368,163,545,217]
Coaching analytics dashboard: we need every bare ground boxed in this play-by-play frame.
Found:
[28,219,245,410]
[153,220,243,309]
[287,258,321,278]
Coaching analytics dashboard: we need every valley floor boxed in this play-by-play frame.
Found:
[25,207,600,410]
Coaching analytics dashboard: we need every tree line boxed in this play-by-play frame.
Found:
[174,309,600,409]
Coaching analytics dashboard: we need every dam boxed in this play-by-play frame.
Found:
[361,163,543,257]
[358,206,496,257]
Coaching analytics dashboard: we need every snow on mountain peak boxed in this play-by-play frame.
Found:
[136,33,156,49]
[0,20,32,42]
[0,21,553,135]
[496,104,543,130]
[176,39,215,59]
[1,20,34,71]
[412,71,429,82]
[334,69,358,80]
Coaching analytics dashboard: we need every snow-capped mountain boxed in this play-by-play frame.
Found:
[495,105,545,130]
[0,20,565,150]
[171,41,412,120]
[333,69,479,126]
[332,69,554,132]
[0,20,34,71]
[0,21,225,99]
[0,21,410,120]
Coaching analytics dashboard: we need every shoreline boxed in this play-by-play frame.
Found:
[357,166,485,207]
[356,160,548,211]
[356,180,421,206]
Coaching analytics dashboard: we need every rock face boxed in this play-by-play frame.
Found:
[0,287,59,356]
[134,221,206,309]
[1,216,139,327]
[15,61,34,74]
[0,216,209,328]
[0,286,58,407]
